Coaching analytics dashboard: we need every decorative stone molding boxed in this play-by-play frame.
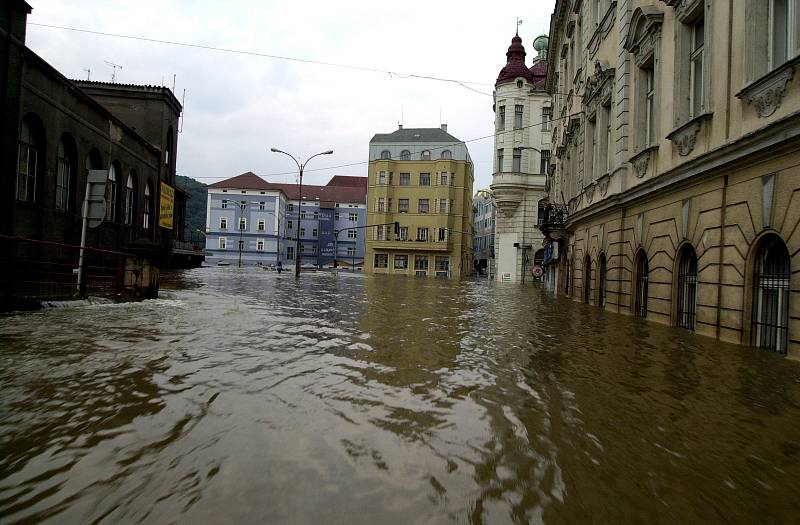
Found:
[623,7,664,67]
[675,0,703,23]
[584,182,596,204]
[629,146,658,178]
[667,113,711,156]
[584,62,615,119]
[736,58,797,118]
[587,1,617,59]
[596,173,610,197]
[566,20,576,38]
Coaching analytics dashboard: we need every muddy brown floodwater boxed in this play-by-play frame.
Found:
[1,267,800,524]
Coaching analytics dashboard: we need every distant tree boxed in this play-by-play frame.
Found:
[177,175,207,242]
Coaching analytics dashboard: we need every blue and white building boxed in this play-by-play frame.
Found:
[205,172,367,267]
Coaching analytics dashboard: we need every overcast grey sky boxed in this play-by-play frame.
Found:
[25,0,555,192]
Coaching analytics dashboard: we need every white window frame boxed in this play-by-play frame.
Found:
[219,237,227,249]
[514,105,524,129]
[256,239,265,251]
[257,219,266,231]
[398,227,408,241]
[498,105,505,130]
[378,171,386,184]
[239,217,247,231]
[347,229,357,239]
[689,17,705,118]
[347,247,356,257]
[55,140,70,211]
[349,212,358,222]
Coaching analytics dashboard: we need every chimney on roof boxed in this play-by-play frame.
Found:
[398,124,403,130]
[441,124,447,132]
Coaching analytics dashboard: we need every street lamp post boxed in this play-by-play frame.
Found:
[269,148,333,277]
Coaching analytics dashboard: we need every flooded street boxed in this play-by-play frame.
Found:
[1,267,800,524]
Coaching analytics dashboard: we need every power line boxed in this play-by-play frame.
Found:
[186,111,583,180]
[27,22,494,90]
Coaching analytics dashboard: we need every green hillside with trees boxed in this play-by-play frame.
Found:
[177,175,207,242]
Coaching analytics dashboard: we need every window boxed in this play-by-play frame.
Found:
[540,150,551,175]
[257,240,264,251]
[417,227,428,241]
[605,106,613,173]
[257,219,266,231]
[287,246,295,260]
[388,172,394,184]
[542,106,552,131]
[421,150,431,161]
[259,201,265,211]
[387,198,393,212]
[497,149,504,171]
[438,199,450,214]
[440,150,452,160]
[335,212,340,220]
[377,197,385,212]
[398,227,408,241]
[415,255,428,275]
[287,203,294,212]
[394,255,408,269]
[598,253,607,307]
[644,66,656,145]
[348,229,357,239]
[219,237,227,249]
[313,211,319,220]
[376,225,385,240]
[143,182,152,230]
[438,228,447,242]
[498,105,506,130]
[16,119,39,203]
[435,256,450,277]
[400,173,410,186]
[751,235,791,353]
[124,173,135,225]
[301,211,307,219]
[634,250,649,318]
[287,220,293,231]
[418,199,429,213]
[221,199,228,209]
[347,247,356,257]
[374,253,388,268]
[378,171,386,184]
[420,172,430,186]
[239,240,245,251]
[400,150,411,160]
[513,148,522,172]
[55,138,72,211]
[300,244,305,254]
[312,228,318,237]
[677,245,698,331]
[690,17,705,118]
[311,245,317,255]
[398,199,409,213]
[239,218,247,231]
[440,172,449,185]
[300,227,306,237]
[349,212,358,222]
[106,163,118,221]
[514,105,523,129]
[769,0,797,69]
[380,150,391,160]
[239,200,246,209]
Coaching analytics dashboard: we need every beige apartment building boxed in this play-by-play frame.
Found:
[366,126,474,279]
[542,0,800,356]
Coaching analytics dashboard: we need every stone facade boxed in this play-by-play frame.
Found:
[472,189,496,275]
[544,0,800,357]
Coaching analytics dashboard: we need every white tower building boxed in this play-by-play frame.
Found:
[490,33,552,283]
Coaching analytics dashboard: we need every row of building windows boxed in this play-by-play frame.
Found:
[374,171,454,186]
[17,116,156,230]
[374,197,454,214]
[379,149,452,161]
[574,233,791,353]
[374,226,449,242]
[215,239,358,258]
[497,148,551,174]
[496,105,553,132]
[373,253,450,275]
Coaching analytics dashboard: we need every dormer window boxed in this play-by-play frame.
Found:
[421,150,431,161]
[517,79,523,88]
[380,150,391,160]
[400,150,410,160]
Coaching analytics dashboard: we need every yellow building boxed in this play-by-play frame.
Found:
[366,125,474,278]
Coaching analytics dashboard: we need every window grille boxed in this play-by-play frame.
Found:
[634,251,649,318]
[751,236,790,353]
[677,245,698,330]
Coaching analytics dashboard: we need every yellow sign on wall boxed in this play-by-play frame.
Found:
[159,182,174,229]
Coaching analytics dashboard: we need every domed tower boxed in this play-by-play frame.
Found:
[489,32,553,283]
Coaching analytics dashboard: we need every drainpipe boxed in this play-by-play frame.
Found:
[716,175,728,341]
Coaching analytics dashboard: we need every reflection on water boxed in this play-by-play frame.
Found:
[1,267,799,524]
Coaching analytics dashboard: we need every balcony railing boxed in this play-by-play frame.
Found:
[538,204,569,240]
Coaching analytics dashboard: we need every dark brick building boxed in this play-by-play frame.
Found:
[1,0,192,302]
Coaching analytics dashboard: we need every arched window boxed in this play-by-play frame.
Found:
[676,244,698,330]
[107,162,119,221]
[380,150,391,160]
[441,149,452,160]
[751,235,791,353]
[17,116,44,203]
[56,135,76,211]
[400,150,410,160]
[124,171,136,225]
[598,252,607,306]
[634,249,649,318]
[584,255,592,303]
[143,180,153,231]
[421,150,431,161]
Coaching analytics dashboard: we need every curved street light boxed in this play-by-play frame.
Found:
[270,148,333,277]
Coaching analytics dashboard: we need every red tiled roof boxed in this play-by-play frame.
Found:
[208,172,366,204]
[328,175,368,188]
[496,34,534,86]
[530,59,548,91]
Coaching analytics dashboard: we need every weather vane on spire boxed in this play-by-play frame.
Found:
[516,17,523,35]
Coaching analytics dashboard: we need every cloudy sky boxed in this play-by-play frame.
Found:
[25,0,555,192]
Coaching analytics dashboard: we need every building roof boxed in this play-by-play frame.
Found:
[530,59,548,91]
[496,33,534,86]
[208,172,366,204]
[370,127,463,144]
[72,80,183,113]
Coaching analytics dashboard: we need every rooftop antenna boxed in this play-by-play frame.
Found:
[172,74,176,92]
[105,60,122,83]
[179,88,186,133]
[82,68,91,81]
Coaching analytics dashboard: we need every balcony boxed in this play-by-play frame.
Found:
[372,239,451,251]
[538,204,569,240]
